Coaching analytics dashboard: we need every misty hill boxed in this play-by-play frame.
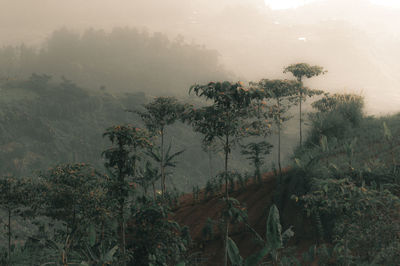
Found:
[1,0,399,113]
[0,27,229,95]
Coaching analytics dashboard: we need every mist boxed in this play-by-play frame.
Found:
[1,0,399,113]
[1,2,400,263]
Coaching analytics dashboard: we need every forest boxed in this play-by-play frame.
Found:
[0,18,399,266]
[0,27,228,95]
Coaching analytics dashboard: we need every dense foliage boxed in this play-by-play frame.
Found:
[0,59,399,265]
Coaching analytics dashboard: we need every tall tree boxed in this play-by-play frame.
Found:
[284,63,326,147]
[256,79,298,175]
[133,97,186,196]
[189,81,254,266]
[102,125,151,265]
[0,176,33,265]
[40,163,109,265]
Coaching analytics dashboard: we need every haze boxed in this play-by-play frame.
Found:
[1,0,399,114]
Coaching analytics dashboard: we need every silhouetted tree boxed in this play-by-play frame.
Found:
[102,125,151,265]
[189,81,254,266]
[133,97,186,196]
[40,163,109,265]
[256,79,298,174]
[284,63,326,146]
[0,176,33,264]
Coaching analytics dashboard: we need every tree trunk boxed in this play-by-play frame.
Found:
[255,165,261,183]
[120,202,126,266]
[299,90,303,147]
[223,134,230,266]
[390,141,396,171]
[278,98,282,176]
[117,143,127,266]
[152,182,156,201]
[101,221,105,242]
[344,235,348,266]
[225,141,229,200]
[224,221,229,266]
[208,147,213,179]
[160,127,165,196]
[132,149,137,182]
[8,208,11,266]
[298,78,303,148]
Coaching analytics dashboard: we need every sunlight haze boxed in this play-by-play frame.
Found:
[0,0,399,114]
[265,0,400,9]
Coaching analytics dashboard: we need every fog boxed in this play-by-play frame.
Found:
[1,0,399,113]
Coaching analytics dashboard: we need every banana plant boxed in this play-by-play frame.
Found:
[383,121,396,170]
[343,137,357,170]
[79,244,118,266]
[135,161,160,200]
[227,204,294,266]
[146,142,184,193]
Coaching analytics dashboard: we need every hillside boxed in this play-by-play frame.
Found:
[174,170,316,265]
[172,99,400,265]
[0,78,399,264]
[0,77,254,192]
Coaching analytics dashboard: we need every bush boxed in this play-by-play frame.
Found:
[309,93,364,144]
[128,197,188,265]
[297,178,400,265]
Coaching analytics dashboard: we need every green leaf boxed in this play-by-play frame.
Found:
[227,237,244,266]
[320,135,328,152]
[294,158,302,168]
[244,246,270,266]
[88,223,96,247]
[282,227,294,243]
[102,245,118,262]
[266,204,282,250]
[383,121,392,141]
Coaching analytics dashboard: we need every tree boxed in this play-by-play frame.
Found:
[40,163,109,265]
[135,161,160,200]
[309,93,364,143]
[133,97,186,196]
[188,81,255,266]
[284,63,326,147]
[241,141,273,183]
[128,196,188,265]
[146,142,185,196]
[297,178,400,265]
[0,176,33,265]
[26,73,52,91]
[255,79,298,175]
[102,125,152,265]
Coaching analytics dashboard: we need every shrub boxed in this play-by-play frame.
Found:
[128,197,188,265]
[296,178,400,265]
[201,218,215,241]
[309,93,364,144]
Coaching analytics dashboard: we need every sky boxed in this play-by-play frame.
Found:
[265,0,400,9]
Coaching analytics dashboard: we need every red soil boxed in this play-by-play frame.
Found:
[173,169,316,265]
